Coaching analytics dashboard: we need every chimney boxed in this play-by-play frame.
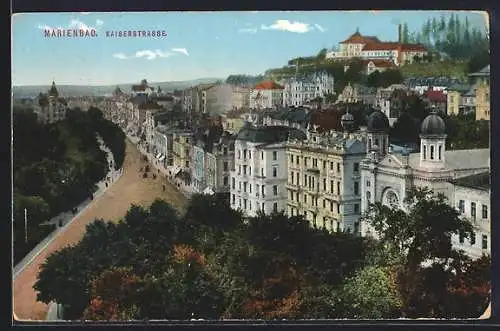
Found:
[398,24,402,43]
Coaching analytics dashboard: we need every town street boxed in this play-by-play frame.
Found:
[13,138,187,321]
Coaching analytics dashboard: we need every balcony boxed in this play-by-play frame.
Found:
[286,183,302,191]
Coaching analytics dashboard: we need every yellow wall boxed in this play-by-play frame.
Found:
[447,91,461,116]
[475,81,490,121]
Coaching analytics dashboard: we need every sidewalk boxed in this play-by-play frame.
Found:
[128,133,193,199]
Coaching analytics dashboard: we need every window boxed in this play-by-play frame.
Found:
[273,151,277,160]
[366,180,371,187]
[471,202,476,219]
[261,202,265,211]
[243,199,247,210]
[273,167,278,177]
[238,150,241,159]
[273,202,278,212]
[232,178,235,189]
[323,161,327,169]
[323,178,327,191]
[290,154,294,163]
[471,232,476,246]
[458,200,465,213]
[337,204,340,214]
[337,182,341,195]
[223,147,228,155]
[223,176,228,186]
[261,185,265,197]
[313,158,317,167]
[243,149,247,159]
[482,235,488,249]
[296,156,299,165]
[330,162,334,170]
[330,180,334,193]
[249,184,252,193]
[337,163,341,173]
[273,185,278,196]
[243,165,247,175]
[423,145,427,159]
[353,162,359,173]
[354,204,360,213]
[482,204,488,219]
[438,145,442,160]
[430,145,434,160]
[243,182,247,193]
[232,194,235,204]
[459,231,465,244]
[323,199,326,208]
[261,168,264,177]
[290,172,294,185]
[261,151,264,160]
[354,182,359,195]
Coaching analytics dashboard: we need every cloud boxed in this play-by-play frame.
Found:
[171,48,189,56]
[260,20,312,33]
[238,27,258,34]
[112,53,128,60]
[314,23,326,32]
[96,19,104,26]
[135,49,174,60]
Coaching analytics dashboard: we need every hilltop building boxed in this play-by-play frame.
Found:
[469,65,490,121]
[325,27,428,66]
[282,72,335,107]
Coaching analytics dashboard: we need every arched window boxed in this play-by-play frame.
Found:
[430,145,434,160]
[375,138,379,147]
[438,145,442,160]
[368,138,372,150]
[423,145,427,159]
[366,191,371,208]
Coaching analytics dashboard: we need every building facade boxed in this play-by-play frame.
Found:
[469,65,490,121]
[286,116,367,233]
[249,81,284,110]
[360,111,490,259]
[282,72,335,107]
[35,81,68,124]
[201,83,234,115]
[230,122,307,217]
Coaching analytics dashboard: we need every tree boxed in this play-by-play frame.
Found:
[82,267,141,320]
[316,48,328,61]
[337,265,403,319]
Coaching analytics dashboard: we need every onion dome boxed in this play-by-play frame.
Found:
[421,111,446,135]
[367,109,389,132]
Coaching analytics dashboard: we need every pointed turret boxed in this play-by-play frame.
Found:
[48,81,59,98]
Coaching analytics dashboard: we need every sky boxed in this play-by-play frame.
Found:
[11,11,488,86]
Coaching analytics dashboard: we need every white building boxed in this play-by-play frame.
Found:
[360,110,490,259]
[451,172,490,259]
[282,72,335,107]
[230,120,307,217]
[249,81,284,110]
[201,83,234,115]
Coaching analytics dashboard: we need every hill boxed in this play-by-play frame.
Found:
[12,78,222,99]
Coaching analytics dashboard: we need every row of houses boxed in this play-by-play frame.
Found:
[228,109,490,259]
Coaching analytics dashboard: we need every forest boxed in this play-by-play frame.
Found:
[34,190,489,320]
[13,107,125,264]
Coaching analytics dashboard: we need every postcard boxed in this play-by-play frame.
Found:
[12,10,491,322]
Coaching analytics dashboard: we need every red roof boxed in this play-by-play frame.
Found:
[254,81,284,90]
[424,90,446,102]
[400,43,427,52]
[361,59,395,68]
[362,42,399,51]
[340,31,378,44]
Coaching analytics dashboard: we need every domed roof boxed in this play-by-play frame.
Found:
[367,110,389,132]
[421,112,446,135]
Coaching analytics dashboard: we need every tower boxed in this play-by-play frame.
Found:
[419,110,447,169]
[366,109,390,156]
[341,107,355,133]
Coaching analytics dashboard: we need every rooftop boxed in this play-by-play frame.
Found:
[452,172,490,191]
[254,80,284,90]
[407,148,490,171]
[236,124,306,143]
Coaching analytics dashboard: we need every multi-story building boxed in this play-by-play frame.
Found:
[231,86,251,110]
[200,83,234,115]
[286,112,366,232]
[336,82,377,106]
[261,107,312,132]
[190,129,236,195]
[446,83,476,116]
[469,65,490,121]
[249,81,284,110]
[325,28,428,66]
[422,89,447,114]
[152,124,174,168]
[131,79,155,96]
[35,81,68,124]
[360,110,490,260]
[172,130,194,170]
[377,85,415,126]
[451,172,490,259]
[230,121,307,217]
[282,72,335,107]
[360,59,397,75]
